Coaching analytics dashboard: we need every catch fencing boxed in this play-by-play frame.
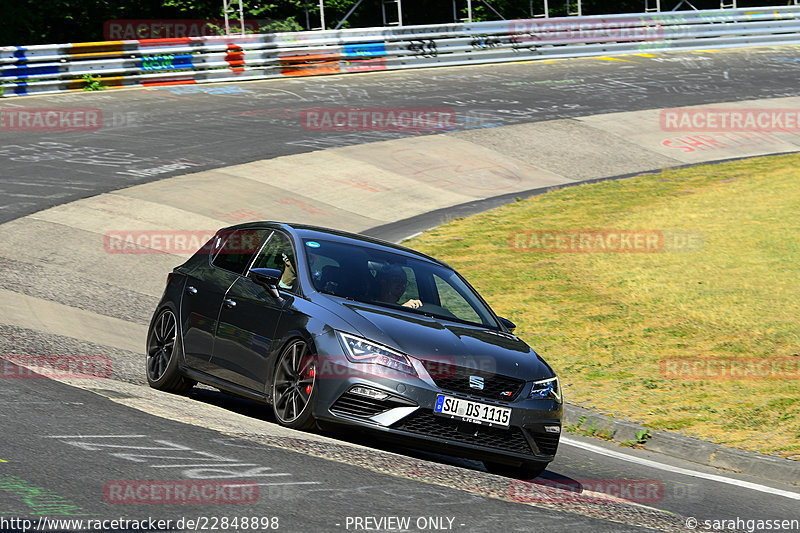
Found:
[2,6,800,97]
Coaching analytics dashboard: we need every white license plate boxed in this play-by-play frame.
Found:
[433,394,511,428]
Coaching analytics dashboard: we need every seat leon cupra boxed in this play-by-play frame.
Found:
[146,222,562,477]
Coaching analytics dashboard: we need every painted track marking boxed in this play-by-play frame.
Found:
[561,437,800,500]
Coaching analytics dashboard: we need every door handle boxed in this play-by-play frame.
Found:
[223,298,237,309]
[186,286,197,295]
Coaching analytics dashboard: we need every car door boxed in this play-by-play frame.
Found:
[209,231,296,392]
[181,228,266,373]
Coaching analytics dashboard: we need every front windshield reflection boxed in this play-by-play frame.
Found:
[304,239,497,328]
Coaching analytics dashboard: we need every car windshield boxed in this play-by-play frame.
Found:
[303,239,498,328]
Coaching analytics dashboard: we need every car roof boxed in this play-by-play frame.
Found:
[221,221,446,266]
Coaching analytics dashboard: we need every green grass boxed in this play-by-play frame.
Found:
[405,153,800,458]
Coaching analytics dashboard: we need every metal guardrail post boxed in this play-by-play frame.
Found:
[567,0,582,16]
[671,0,699,10]
[721,0,737,8]
[645,0,662,12]
[453,0,474,22]
[222,0,246,36]
[4,5,800,98]
[382,0,403,26]
[335,0,365,30]
[480,0,505,20]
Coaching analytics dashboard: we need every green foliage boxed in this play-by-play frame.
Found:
[620,429,651,447]
[81,74,105,91]
[564,415,614,441]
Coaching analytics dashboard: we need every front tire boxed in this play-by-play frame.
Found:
[146,308,194,393]
[271,339,317,430]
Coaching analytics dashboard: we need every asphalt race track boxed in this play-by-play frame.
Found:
[1,45,800,532]
[3,46,800,223]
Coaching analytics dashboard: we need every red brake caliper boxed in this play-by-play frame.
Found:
[306,366,315,395]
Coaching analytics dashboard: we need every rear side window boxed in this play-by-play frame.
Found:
[211,229,265,275]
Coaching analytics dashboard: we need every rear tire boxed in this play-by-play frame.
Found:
[484,460,547,480]
[271,339,317,430]
[146,308,195,393]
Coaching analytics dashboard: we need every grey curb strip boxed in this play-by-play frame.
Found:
[563,404,800,487]
[364,158,800,489]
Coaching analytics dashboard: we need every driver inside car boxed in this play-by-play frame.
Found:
[278,252,296,290]
[377,265,423,309]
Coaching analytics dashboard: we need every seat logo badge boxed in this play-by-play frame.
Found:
[469,376,485,390]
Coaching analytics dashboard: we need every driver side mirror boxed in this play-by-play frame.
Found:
[498,316,516,333]
[249,267,283,300]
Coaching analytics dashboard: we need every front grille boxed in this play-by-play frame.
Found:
[330,391,416,419]
[423,362,525,402]
[530,432,560,456]
[393,411,533,456]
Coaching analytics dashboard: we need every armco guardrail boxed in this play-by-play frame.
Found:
[2,6,800,97]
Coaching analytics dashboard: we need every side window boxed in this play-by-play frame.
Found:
[251,232,297,292]
[433,274,481,324]
[399,267,420,302]
[211,229,265,275]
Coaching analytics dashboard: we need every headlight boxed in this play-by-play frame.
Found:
[337,332,417,376]
[528,376,561,402]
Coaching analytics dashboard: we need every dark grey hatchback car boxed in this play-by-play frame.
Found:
[146,222,562,477]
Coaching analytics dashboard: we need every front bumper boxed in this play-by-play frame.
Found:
[311,334,562,466]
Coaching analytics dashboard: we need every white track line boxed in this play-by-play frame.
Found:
[561,437,800,500]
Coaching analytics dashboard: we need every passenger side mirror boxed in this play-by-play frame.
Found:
[498,316,516,333]
[249,268,283,300]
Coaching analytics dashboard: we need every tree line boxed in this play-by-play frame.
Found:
[1,0,790,46]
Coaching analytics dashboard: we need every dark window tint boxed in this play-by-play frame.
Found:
[303,239,497,328]
[211,229,266,275]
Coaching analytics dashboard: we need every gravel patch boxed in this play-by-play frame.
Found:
[0,323,146,385]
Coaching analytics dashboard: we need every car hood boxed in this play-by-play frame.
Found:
[313,295,554,381]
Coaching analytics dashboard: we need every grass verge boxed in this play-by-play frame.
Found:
[405,153,800,459]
